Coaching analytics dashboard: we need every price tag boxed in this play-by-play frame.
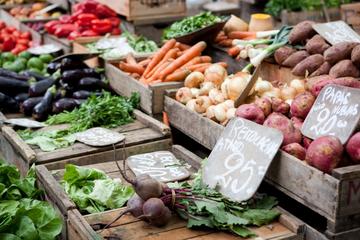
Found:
[3,118,46,128]
[75,127,125,146]
[302,84,360,144]
[203,118,283,202]
[127,151,190,182]
[313,21,360,45]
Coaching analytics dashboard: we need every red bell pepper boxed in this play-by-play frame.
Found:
[20,31,31,39]
[107,17,121,27]
[3,37,16,51]
[45,20,61,34]
[95,4,117,18]
[59,15,72,24]
[80,29,98,37]
[0,21,5,30]
[68,31,82,40]
[77,13,97,26]
[111,28,121,36]
[54,24,77,38]
[91,19,112,35]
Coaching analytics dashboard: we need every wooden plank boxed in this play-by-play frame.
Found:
[171,145,203,170]
[68,209,101,240]
[150,81,183,114]
[134,110,171,136]
[0,9,20,28]
[326,226,360,240]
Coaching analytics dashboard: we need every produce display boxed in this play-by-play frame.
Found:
[0,0,44,5]
[9,3,63,20]
[0,21,32,54]
[0,161,62,239]
[0,51,51,73]
[45,0,120,40]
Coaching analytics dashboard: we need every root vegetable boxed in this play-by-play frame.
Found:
[199,82,215,96]
[305,136,343,173]
[235,103,265,124]
[221,74,250,100]
[262,87,281,99]
[208,89,225,104]
[290,91,315,119]
[205,105,216,120]
[324,42,358,64]
[289,79,306,94]
[329,60,360,78]
[213,104,227,122]
[223,15,248,34]
[282,51,309,68]
[131,174,163,201]
[226,108,236,119]
[310,61,331,77]
[306,75,334,93]
[190,88,200,98]
[142,198,171,227]
[292,54,324,76]
[282,143,306,160]
[351,44,360,67]
[346,132,360,162]
[223,100,235,110]
[281,86,297,101]
[271,97,290,115]
[274,46,296,65]
[291,116,303,130]
[303,137,312,149]
[254,79,272,94]
[204,64,227,86]
[184,72,204,88]
[186,99,197,111]
[264,112,302,146]
[195,96,212,113]
[176,87,193,104]
[310,76,360,96]
[289,21,316,44]
[305,35,330,54]
[254,97,272,116]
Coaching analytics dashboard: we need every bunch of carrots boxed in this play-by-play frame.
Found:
[118,39,227,85]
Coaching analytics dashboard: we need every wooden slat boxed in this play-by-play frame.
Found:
[171,145,203,171]
[150,81,183,114]
[134,110,171,136]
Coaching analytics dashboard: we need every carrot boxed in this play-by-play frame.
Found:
[185,63,211,72]
[126,54,137,65]
[215,35,227,42]
[228,46,240,57]
[176,51,183,57]
[192,64,211,73]
[142,39,177,78]
[178,43,191,51]
[159,41,207,80]
[138,59,151,67]
[182,56,212,67]
[163,111,169,126]
[119,62,144,75]
[228,31,256,39]
[145,60,173,83]
[219,39,233,47]
[146,48,179,78]
[164,69,191,82]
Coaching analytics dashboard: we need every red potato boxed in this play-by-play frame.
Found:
[291,116,303,130]
[263,112,302,146]
[351,44,360,67]
[329,60,360,78]
[282,143,306,160]
[274,46,296,65]
[292,54,324,76]
[235,103,265,124]
[310,77,360,96]
[303,137,312,149]
[305,35,330,55]
[306,75,335,91]
[309,61,331,77]
[290,91,315,119]
[324,42,358,64]
[271,97,290,115]
[305,136,343,173]
[254,97,272,116]
[346,132,360,162]
[289,21,316,45]
[282,51,309,68]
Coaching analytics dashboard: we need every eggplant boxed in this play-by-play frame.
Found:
[60,58,88,72]
[22,70,47,81]
[0,92,19,113]
[0,76,29,95]
[72,90,102,99]
[52,98,83,114]
[15,93,29,103]
[28,77,56,97]
[0,68,29,81]
[78,77,108,91]
[47,62,61,74]
[20,97,43,116]
[61,68,100,84]
[54,88,67,100]
[32,86,56,121]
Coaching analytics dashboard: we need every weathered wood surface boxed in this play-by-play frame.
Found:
[43,33,71,53]
[0,9,21,28]
[280,8,341,25]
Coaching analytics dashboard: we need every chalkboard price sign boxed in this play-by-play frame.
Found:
[302,84,360,144]
[313,21,360,45]
[203,118,283,202]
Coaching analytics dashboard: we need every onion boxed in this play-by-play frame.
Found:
[221,74,250,100]
[226,108,236,119]
[223,15,248,34]
[208,89,225,104]
[184,72,204,88]
[195,96,212,113]
[176,87,192,104]
[190,88,200,98]
[199,82,215,96]
[204,64,227,86]
[255,79,273,94]
[262,87,281,99]
[186,99,197,112]
[213,104,227,122]
[205,105,216,120]
[280,86,297,100]
[239,49,248,59]
[223,100,235,110]
[290,79,306,94]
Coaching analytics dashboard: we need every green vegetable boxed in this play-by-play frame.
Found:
[0,161,62,239]
[1,52,15,62]
[122,31,158,53]
[162,12,222,40]
[61,164,134,214]
[18,51,31,60]
[27,57,44,70]
[39,54,53,63]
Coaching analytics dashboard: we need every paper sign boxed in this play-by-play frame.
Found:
[75,127,125,146]
[203,118,283,202]
[4,118,46,128]
[302,84,360,144]
[313,21,360,45]
[127,151,190,182]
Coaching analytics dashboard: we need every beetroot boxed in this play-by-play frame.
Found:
[290,91,315,119]
[282,143,306,160]
[303,137,312,149]
[263,112,302,146]
[346,132,360,162]
[236,103,265,124]
[254,97,272,116]
[271,97,290,115]
[291,117,303,130]
[142,198,172,227]
[305,136,343,173]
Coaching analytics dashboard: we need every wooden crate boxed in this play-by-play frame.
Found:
[96,0,186,21]
[341,3,360,34]
[72,36,104,68]
[43,33,72,53]
[36,145,304,240]
[281,8,341,25]
[0,109,171,175]
[0,8,21,28]
[107,62,183,116]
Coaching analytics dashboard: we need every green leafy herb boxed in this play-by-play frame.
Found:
[162,12,222,40]
[61,164,134,214]
[122,31,158,53]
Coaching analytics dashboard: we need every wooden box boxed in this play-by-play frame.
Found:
[72,36,104,68]
[107,62,183,116]
[0,109,171,176]
[281,8,341,25]
[96,0,186,21]
[43,33,72,53]
[341,3,360,34]
[36,145,304,240]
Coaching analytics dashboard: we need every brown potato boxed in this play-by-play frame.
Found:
[292,54,324,76]
[289,21,316,45]
[305,35,330,54]
[274,46,296,65]
[351,44,360,68]
[309,61,331,77]
[324,42,358,64]
[282,51,309,68]
[329,60,360,78]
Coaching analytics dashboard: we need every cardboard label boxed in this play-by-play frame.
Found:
[203,118,283,202]
[302,84,360,144]
[127,151,190,182]
[75,127,125,146]
[313,21,360,45]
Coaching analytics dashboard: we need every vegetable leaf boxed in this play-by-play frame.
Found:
[229,225,256,238]
[241,209,281,226]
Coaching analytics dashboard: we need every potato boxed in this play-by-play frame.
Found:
[290,91,315,119]
[289,21,316,45]
[324,42,358,64]
[351,44,360,67]
[254,97,272,117]
[305,35,330,54]
[311,76,360,96]
[303,137,312,149]
[263,112,302,146]
[292,54,324,76]
[346,132,360,162]
[291,116,303,130]
[274,46,296,65]
[271,97,290,115]
[282,51,309,68]
[282,143,306,160]
[305,136,343,173]
[306,75,335,92]
[309,61,331,77]
[329,60,360,78]
[235,103,265,124]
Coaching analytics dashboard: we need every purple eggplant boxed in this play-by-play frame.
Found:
[15,93,29,103]
[0,92,19,113]
[32,86,56,121]
[22,70,47,81]
[28,77,56,97]
[78,77,108,91]
[72,90,102,99]
[52,98,83,114]
[0,69,29,81]
[0,76,29,95]
[20,97,43,116]
[61,68,100,84]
